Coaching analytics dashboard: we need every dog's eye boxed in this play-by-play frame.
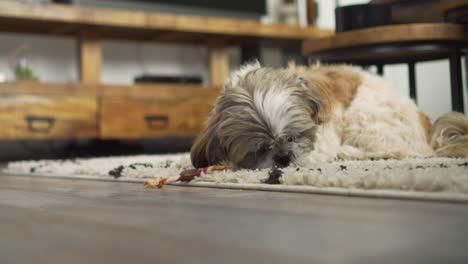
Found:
[258,145,269,154]
[287,136,294,142]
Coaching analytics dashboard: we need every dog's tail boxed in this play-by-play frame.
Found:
[430,112,468,157]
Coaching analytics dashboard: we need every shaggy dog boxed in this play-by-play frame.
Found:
[191,62,468,170]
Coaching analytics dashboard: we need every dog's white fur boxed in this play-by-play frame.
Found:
[191,62,468,169]
[309,71,433,163]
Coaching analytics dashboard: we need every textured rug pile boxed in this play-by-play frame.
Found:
[4,153,468,202]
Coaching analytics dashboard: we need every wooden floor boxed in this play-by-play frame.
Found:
[1,173,468,264]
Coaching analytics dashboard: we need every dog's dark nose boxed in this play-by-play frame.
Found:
[273,153,291,168]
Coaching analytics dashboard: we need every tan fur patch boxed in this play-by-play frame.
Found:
[418,111,432,142]
[304,65,362,109]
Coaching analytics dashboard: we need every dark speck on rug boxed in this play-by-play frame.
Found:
[109,165,125,178]
[262,168,283,185]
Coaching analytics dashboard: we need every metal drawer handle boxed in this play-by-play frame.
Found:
[145,114,169,130]
[25,115,56,133]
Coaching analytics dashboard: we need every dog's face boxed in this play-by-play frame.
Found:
[191,62,326,169]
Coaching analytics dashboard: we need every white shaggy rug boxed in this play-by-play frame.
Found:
[4,153,468,203]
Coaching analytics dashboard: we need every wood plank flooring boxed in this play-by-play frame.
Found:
[1,174,468,264]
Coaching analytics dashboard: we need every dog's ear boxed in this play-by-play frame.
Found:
[192,61,261,168]
[190,114,227,168]
[297,76,330,125]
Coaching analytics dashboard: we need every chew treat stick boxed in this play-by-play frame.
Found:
[144,165,230,188]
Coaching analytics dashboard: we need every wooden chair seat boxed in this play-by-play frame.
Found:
[302,23,468,113]
[302,23,468,64]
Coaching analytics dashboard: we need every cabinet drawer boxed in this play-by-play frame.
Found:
[100,93,217,138]
[0,95,97,139]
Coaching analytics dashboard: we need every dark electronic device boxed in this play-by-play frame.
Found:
[51,0,266,15]
[134,75,203,84]
[52,0,73,4]
[138,0,266,15]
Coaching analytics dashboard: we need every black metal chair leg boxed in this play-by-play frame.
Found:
[376,64,384,75]
[449,47,465,113]
[408,62,417,103]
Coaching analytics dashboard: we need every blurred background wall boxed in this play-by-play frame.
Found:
[1,0,467,120]
[1,0,467,121]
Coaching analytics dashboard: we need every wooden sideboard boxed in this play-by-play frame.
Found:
[0,82,220,139]
[0,82,97,139]
[0,0,332,140]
